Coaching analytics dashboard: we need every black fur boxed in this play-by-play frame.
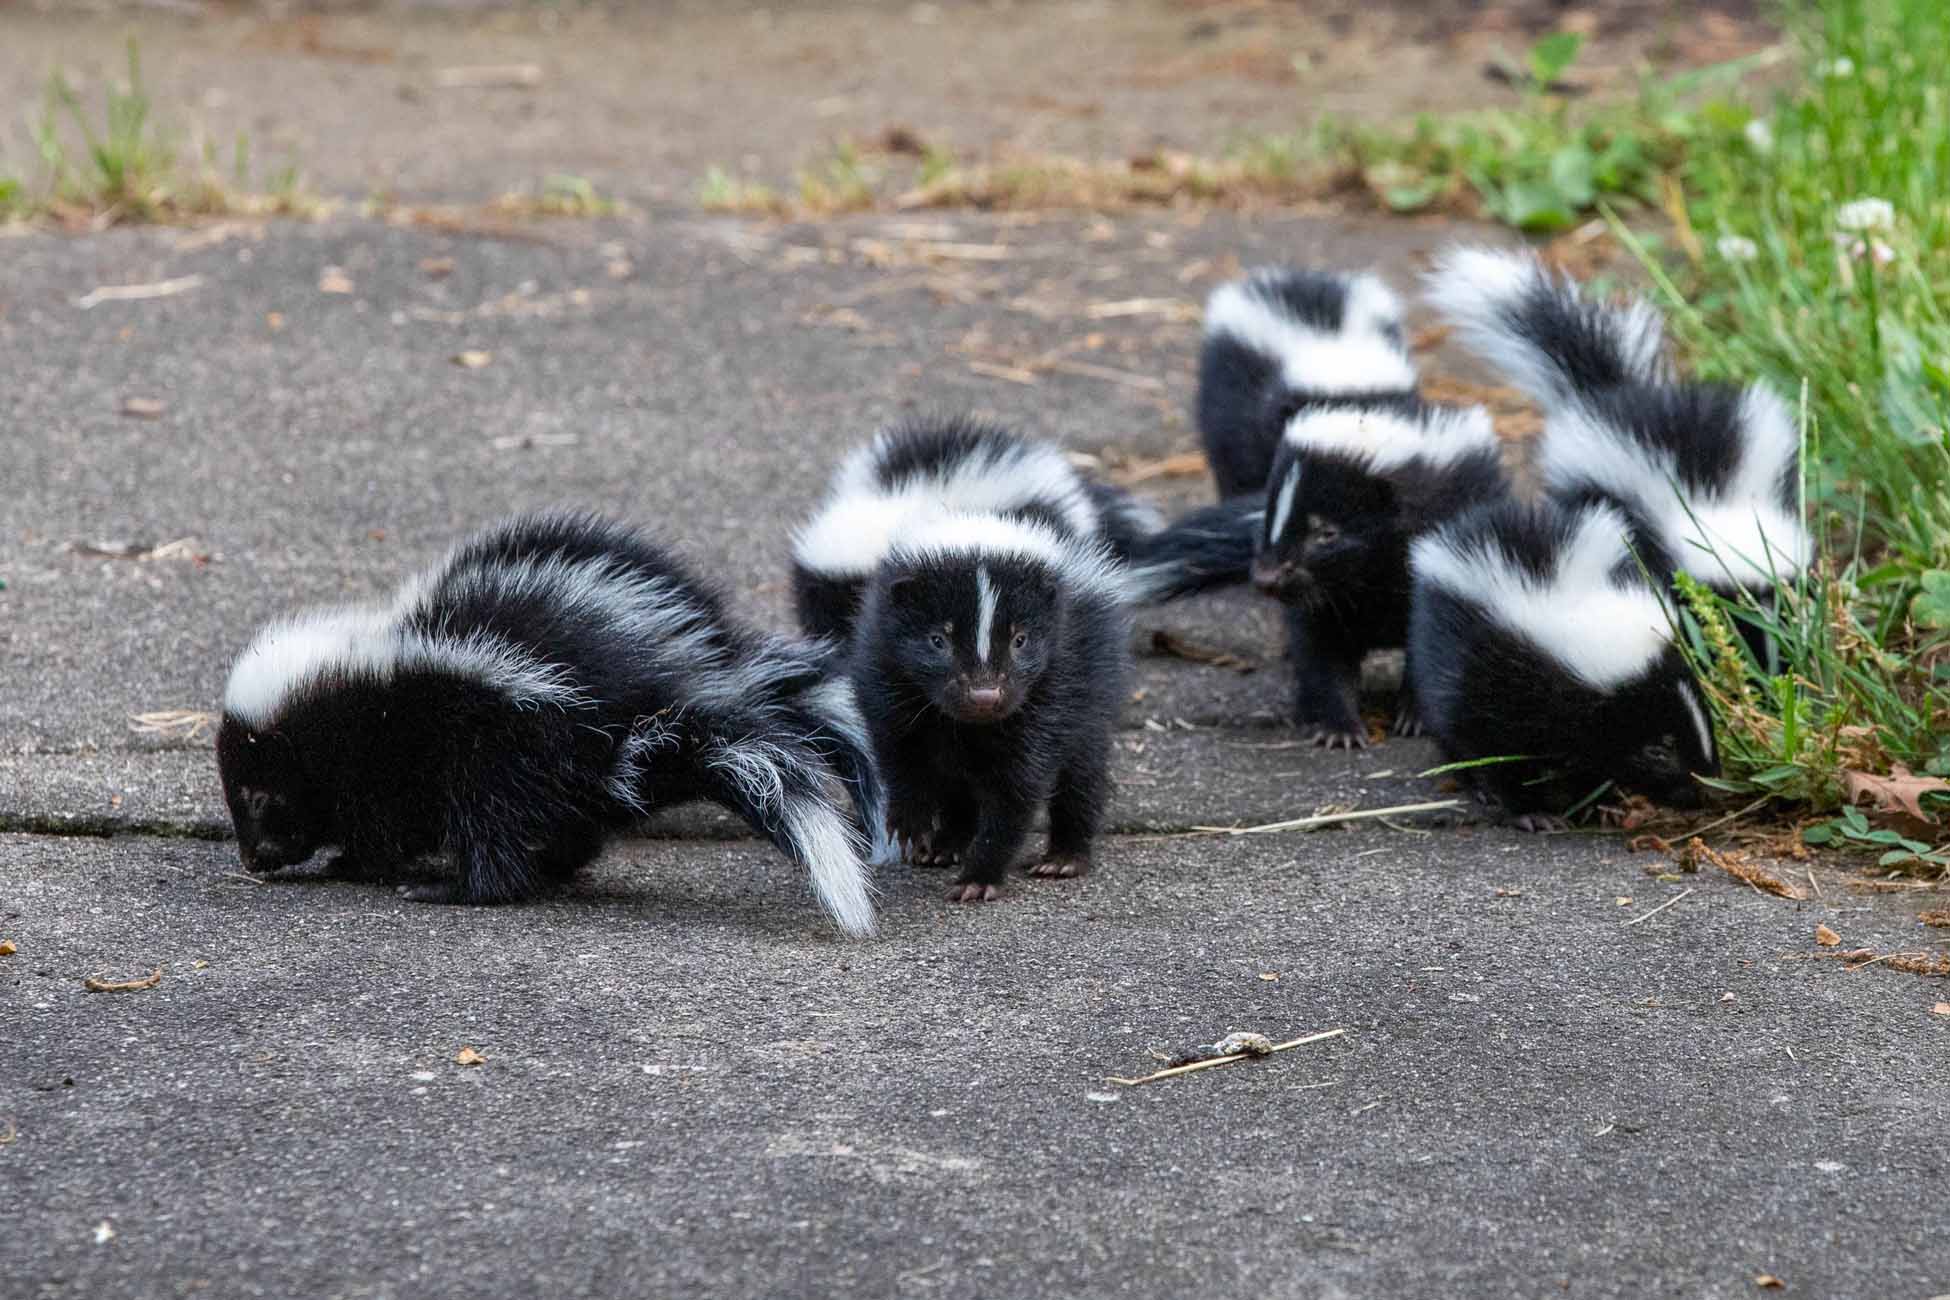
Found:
[1196,268,1418,498]
[1119,497,1264,602]
[1253,408,1513,746]
[1408,498,1720,821]
[849,530,1130,902]
[217,510,884,934]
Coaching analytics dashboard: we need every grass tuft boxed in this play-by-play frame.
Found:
[4,38,316,225]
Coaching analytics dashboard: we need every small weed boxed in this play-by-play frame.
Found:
[698,165,786,216]
[6,38,315,224]
[797,143,877,214]
[491,174,621,218]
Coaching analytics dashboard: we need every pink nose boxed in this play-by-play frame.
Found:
[1250,559,1286,592]
[965,687,1004,712]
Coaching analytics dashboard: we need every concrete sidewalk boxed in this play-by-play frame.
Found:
[3,209,1946,1298]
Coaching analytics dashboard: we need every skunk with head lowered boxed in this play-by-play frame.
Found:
[1196,267,1420,499]
[1409,496,1719,826]
[216,510,883,935]
[849,512,1131,902]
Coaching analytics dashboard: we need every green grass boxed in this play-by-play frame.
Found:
[3,38,314,224]
[1635,0,1950,858]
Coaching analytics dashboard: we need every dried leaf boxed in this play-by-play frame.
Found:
[318,266,355,294]
[419,256,456,278]
[1754,1276,1784,1290]
[1843,764,1950,822]
[1886,952,1950,977]
[452,350,493,369]
[1148,629,1256,674]
[84,967,162,992]
[454,1046,486,1066]
[1932,1002,1950,1016]
[1814,923,1840,947]
[120,397,166,419]
[0,939,16,956]
[1686,838,1805,899]
[1103,450,1208,486]
[1918,910,1950,928]
[266,311,286,332]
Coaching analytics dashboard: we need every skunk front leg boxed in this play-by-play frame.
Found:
[1284,605,1366,748]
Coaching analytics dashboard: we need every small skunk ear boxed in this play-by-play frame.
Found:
[883,572,922,605]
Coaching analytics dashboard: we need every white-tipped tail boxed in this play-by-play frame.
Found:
[784,797,879,939]
[1423,245,1668,406]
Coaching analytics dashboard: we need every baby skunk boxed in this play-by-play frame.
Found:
[1196,267,1420,498]
[1426,246,1811,660]
[1251,402,1513,747]
[216,510,884,936]
[1408,497,1720,827]
[791,415,1159,642]
[849,512,1131,903]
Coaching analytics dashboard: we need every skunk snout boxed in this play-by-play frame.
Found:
[948,676,1016,724]
[1249,557,1287,592]
[962,686,1005,717]
[236,840,257,872]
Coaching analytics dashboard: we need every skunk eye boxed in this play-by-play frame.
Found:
[928,632,947,651]
[1011,631,1029,651]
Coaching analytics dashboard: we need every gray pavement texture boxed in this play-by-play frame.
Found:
[4,209,1949,1299]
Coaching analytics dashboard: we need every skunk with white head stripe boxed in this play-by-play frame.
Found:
[791,415,1160,641]
[1249,402,1514,746]
[1409,497,1719,826]
[1197,267,1421,498]
[849,511,1131,902]
[217,510,884,936]
[1426,246,1811,660]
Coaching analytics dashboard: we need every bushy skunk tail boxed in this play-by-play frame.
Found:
[1423,246,1670,407]
[616,643,884,938]
[1118,498,1263,603]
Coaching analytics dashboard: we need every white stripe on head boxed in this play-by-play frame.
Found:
[1412,502,1676,690]
[1267,461,1301,543]
[889,512,1126,605]
[1203,272,1418,397]
[1282,404,1498,474]
[974,565,997,664]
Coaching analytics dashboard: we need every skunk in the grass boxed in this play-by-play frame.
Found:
[1408,496,1720,826]
[1426,247,1811,654]
[850,512,1131,902]
[1251,402,1513,747]
[791,415,1160,641]
[216,510,883,935]
[1196,267,1421,498]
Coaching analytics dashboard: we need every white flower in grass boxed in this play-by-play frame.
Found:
[1743,119,1775,154]
[1825,56,1856,78]
[1835,197,1895,232]
[1717,235,1760,263]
